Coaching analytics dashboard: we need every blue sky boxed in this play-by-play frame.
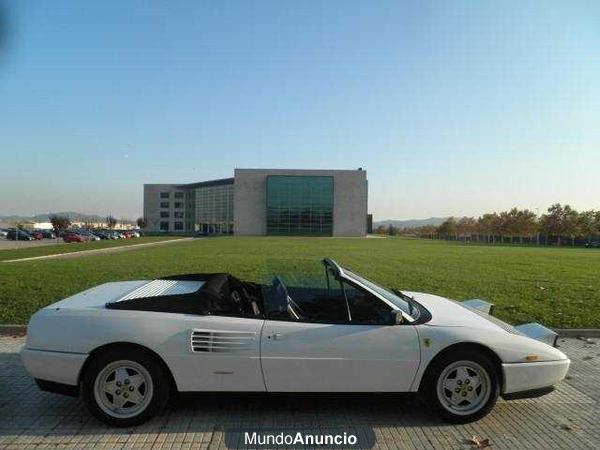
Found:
[0,1,598,220]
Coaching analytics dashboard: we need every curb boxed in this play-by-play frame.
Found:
[0,325,27,336]
[553,328,600,338]
[2,324,599,338]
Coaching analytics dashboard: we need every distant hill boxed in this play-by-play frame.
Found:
[373,217,447,229]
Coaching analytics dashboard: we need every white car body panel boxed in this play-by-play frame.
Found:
[405,291,569,393]
[21,348,87,386]
[25,282,266,392]
[261,320,420,391]
[23,277,570,397]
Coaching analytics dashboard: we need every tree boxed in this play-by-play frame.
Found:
[514,209,538,242]
[576,210,597,242]
[375,225,387,235]
[477,213,498,243]
[456,217,477,240]
[387,224,397,236]
[106,215,118,229]
[49,214,71,233]
[437,217,457,240]
[501,208,537,243]
[539,204,579,245]
[136,217,147,229]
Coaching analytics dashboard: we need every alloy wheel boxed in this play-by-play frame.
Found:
[93,360,154,419]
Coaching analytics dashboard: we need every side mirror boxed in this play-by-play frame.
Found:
[389,310,404,325]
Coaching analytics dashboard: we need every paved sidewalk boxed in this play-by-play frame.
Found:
[1,337,599,449]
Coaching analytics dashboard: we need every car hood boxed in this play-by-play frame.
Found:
[404,291,516,333]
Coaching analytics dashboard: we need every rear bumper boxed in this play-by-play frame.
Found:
[502,359,570,394]
[21,347,87,387]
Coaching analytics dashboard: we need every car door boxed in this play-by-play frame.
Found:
[260,279,420,392]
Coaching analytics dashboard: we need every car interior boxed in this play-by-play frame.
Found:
[106,260,394,325]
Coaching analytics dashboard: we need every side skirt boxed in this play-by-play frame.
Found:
[35,379,79,397]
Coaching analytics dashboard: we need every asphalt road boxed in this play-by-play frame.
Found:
[0,237,64,251]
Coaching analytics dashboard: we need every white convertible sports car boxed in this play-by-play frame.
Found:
[22,258,569,426]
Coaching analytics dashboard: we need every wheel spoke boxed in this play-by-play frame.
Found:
[110,392,127,409]
[127,389,144,405]
[455,366,470,381]
[449,391,463,406]
[128,374,144,389]
[466,388,479,403]
[443,377,457,391]
[469,374,481,390]
[114,367,129,384]
[103,380,118,395]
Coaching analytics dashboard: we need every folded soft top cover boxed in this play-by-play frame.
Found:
[106,273,248,316]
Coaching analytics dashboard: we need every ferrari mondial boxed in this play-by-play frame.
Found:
[22,258,569,426]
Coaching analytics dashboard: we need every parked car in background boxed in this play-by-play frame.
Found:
[28,231,43,240]
[76,230,101,241]
[39,230,57,239]
[0,228,9,237]
[585,241,600,248]
[6,229,34,241]
[93,231,110,240]
[63,232,86,243]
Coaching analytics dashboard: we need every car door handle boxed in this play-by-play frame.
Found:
[268,333,284,340]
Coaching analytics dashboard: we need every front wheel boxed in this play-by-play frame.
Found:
[82,349,171,426]
[423,350,499,423]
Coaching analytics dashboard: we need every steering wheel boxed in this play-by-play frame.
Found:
[272,276,305,320]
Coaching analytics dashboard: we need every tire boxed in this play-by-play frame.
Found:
[422,349,499,423]
[82,348,171,427]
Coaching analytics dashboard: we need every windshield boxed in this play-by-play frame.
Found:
[343,269,415,318]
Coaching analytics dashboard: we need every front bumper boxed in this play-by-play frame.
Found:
[21,347,87,387]
[502,359,570,394]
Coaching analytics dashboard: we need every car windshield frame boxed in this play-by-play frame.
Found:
[340,268,417,321]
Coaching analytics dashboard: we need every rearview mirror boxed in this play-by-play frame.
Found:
[389,310,404,325]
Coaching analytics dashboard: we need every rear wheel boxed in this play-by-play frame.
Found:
[423,350,499,423]
[82,349,170,426]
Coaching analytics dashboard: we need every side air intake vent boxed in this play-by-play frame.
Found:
[191,330,256,353]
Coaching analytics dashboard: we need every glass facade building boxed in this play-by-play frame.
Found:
[266,175,334,236]
[184,179,234,235]
[145,169,367,236]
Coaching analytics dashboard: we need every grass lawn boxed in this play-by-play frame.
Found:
[1,236,599,327]
[0,236,184,262]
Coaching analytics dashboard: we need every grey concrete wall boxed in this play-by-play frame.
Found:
[233,168,368,236]
[143,184,179,232]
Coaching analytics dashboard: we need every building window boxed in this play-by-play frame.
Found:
[160,202,169,208]
[174,222,184,231]
[174,192,184,198]
[160,192,170,199]
[160,222,169,231]
[174,211,184,218]
[160,211,169,218]
[266,175,334,236]
[174,202,183,209]
[193,183,234,235]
